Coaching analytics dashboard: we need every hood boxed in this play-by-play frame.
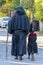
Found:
[16,6,26,15]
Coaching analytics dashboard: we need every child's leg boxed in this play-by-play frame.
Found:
[19,55,23,60]
[31,53,35,61]
[29,53,30,56]
[28,53,30,59]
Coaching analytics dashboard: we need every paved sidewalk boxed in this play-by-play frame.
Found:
[0,43,43,65]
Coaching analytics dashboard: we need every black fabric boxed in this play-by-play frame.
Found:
[8,6,30,34]
[11,31,26,56]
[16,6,26,15]
[28,33,38,54]
[8,6,30,56]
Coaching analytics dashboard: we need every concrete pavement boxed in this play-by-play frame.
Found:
[0,42,43,65]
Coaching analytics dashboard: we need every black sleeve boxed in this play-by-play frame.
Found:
[8,16,15,34]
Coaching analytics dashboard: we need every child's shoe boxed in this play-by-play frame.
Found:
[28,55,30,59]
[31,54,35,61]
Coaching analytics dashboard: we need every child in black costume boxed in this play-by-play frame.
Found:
[27,23,38,61]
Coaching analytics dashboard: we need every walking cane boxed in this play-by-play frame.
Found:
[6,27,9,60]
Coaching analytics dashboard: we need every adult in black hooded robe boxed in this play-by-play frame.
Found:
[8,6,30,60]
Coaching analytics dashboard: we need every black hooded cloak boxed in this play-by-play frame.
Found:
[8,6,30,56]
